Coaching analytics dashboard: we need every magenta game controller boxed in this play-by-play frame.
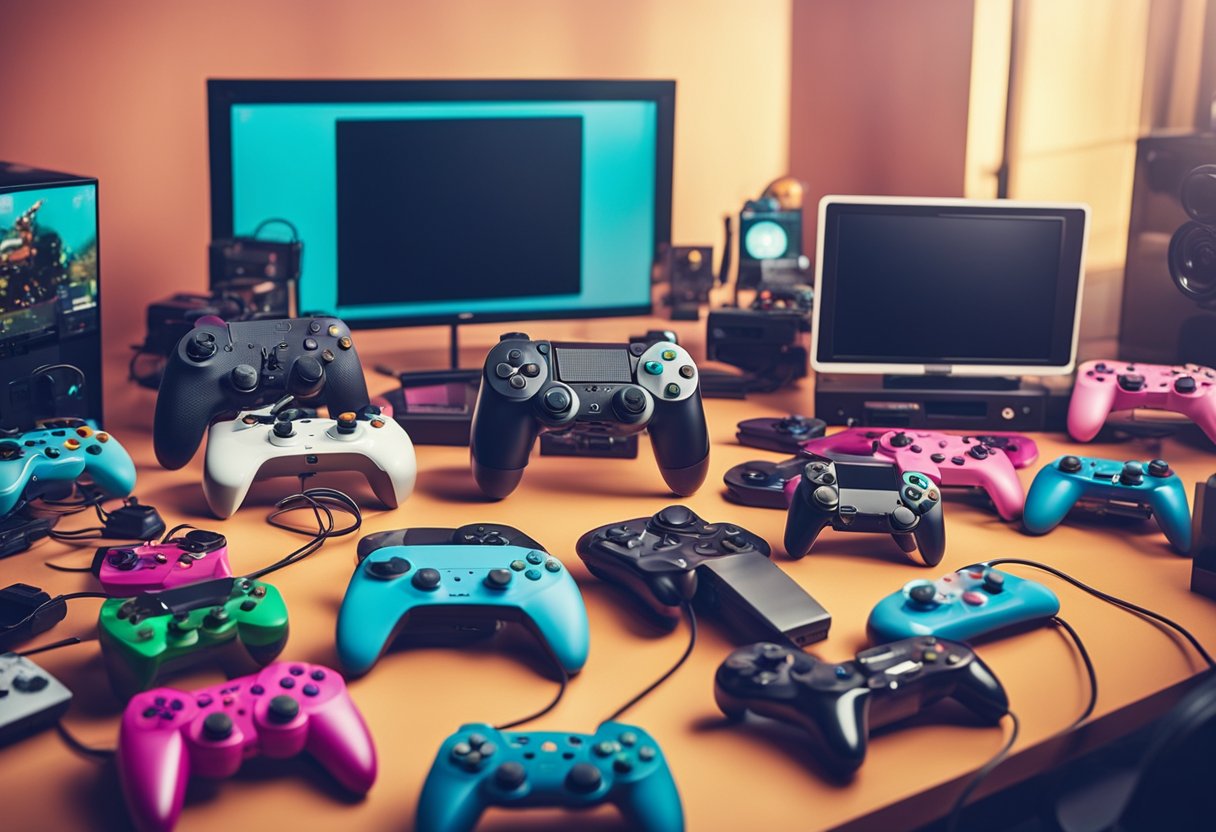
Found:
[93,529,232,595]
[117,661,377,832]
[1068,359,1216,443]
[802,429,1038,521]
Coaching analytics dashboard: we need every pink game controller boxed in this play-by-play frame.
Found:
[802,429,1038,521]
[1068,359,1216,444]
[93,529,232,595]
[117,661,377,832]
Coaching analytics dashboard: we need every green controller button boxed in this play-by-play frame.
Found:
[664,383,680,398]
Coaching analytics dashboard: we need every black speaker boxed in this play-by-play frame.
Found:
[1119,133,1216,365]
[737,197,803,289]
[661,245,714,320]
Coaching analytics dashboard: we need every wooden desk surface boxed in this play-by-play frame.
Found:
[3,316,1216,832]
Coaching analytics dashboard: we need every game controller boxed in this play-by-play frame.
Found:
[784,455,946,565]
[0,652,73,746]
[576,505,831,646]
[867,565,1061,643]
[1022,455,1193,553]
[0,420,136,516]
[153,316,371,470]
[469,334,710,498]
[93,529,232,595]
[735,415,826,453]
[1068,359,1216,443]
[202,402,416,518]
[416,721,683,832]
[800,428,1037,521]
[117,661,376,832]
[98,577,290,698]
[714,638,1009,777]
[337,526,590,677]
[723,456,807,509]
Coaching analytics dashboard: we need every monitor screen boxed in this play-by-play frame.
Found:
[208,80,674,329]
[812,197,1089,376]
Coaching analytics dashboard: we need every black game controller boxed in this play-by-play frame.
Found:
[469,334,710,498]
[724,456,806,509]
[784,454,946,566]
[576,506,831,646]
[153,317,370,469]
[355,523,547,561]
[735,415,827,454]
[714,638,1009,776]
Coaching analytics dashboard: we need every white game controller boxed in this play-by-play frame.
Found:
[203,402,417,518]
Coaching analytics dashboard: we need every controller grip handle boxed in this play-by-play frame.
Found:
[783,482,830,558]
[118,723,190,832]
[469,383,540,499]
[952,655,1010,724]
[647,393,710,496]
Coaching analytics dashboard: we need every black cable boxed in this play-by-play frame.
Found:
[603,602,698,724]
[495,663,570,731]
[0,591,107,632]
[1051,615,1098,730]
[56,722,115,760]
[17,636,85,656]
[986,558,1216,668]
[252,217,300,241]
[43,562,94,573]
[243,485,362,580]
[944,711,1021,832]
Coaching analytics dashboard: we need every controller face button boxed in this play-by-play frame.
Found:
[303,338,318,351]
[525,569,542,581]
[412,568,441,590]
[521,363,540,378]
[904,486,923,502]
[526,551,544,565]
[327,324,341,337]
[303,684,319,697]
[545,559,561,572]
[508,375,526,390]
[638,746,657,762]
[468,733,487,749]
[311,669,325,681]
[279,677,295,690]
[267,695,300,724]
[452,742,471,757]
[88,442,105,454]
[64,438,80,451]
[909,444,922,453]
[891,506,917,529]
[510,559,526,571]
[494,363,513,379]
[44,447,60,458]
[950,456,964,465]
[613,754,634,773]
[308,320,322,334]
[661,349,677,361]
[250,685,264,695]
[507,349,523,363]
[643,360,663,375]
[537,343,550,355]
[240,600,256,612]
[678,365,695,379]
[930,453,945,463]
[922,650,939,662]
[946,653,963,665]
[619,732,638,747]
[338,336,352,350]
[566,763,603,793]
[961,591,987,606]
[664,383,680,398]
[1059,455,1083,474]
[594,740,618,757]
[495,761,527,790]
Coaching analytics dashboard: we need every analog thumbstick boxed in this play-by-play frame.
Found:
[272,421,295,439]
[613,386,648,418]
[230,364,259,392]
[1119,461,1144,486]
[202,712,234,741]
[267,695,300,724]
[336,412,358,434]
[288,356,325,397]
[1058,455,1083,474]
[907,581,937,605]
[185,331,217,361]
[1148,459,1172,478]
[542,387,571,414]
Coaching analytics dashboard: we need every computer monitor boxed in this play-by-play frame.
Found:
[208,79,674,331]
[0,166,101,429]
[811,196,1090,377]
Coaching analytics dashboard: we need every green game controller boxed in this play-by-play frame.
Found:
[98,577,289,699]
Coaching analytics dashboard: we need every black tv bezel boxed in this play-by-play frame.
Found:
[812,198,1090,375]
[207,78,675,330]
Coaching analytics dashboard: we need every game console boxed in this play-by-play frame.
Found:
[0,583,67,652]
[337,525,590,677]
[0,652,72,746]
[576,505,831,646]
[153,316,370,470]
[98,577,289,698]
[714,638,1009,777]
[469,334,709,498]
[867,565,1061,643]
[784,455,946,566]
[1068,360,1216,443]
[118,661,376,832]
[0,514,52,559]
[1022,455,1192,553]
[417,721,683,832]
[723,456,807,509]
[93,529,232,596]
[734,415,826,453]
[203,402,415,517]
[0,419,135,516]
[802,429,1038,521]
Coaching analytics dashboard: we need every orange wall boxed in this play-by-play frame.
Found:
[789,0,976,256]
[1,0,791,389]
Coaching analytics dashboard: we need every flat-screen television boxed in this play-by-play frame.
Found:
[208,79,674,329]
[811,196,1090,377]
[0,165,101,428]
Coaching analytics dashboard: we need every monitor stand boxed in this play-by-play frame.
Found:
[373,323,481,446]
[814,372,1065,431]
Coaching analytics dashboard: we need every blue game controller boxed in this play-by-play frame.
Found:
[866,564,1060,643]
[336,525,590,677]
[1022,455,1192,554]
[416,721,684,832]
[0,420,136,516]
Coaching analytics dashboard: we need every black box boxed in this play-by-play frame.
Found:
[0,162,101,429]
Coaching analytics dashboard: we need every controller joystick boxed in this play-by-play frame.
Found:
[230,364,259,392]
[1069,358,1216,444]
[289,355,325,397]
[203,403,416,518]
[416,722,683,832]
[337,526,590,677]
[714,638,1009,776]
[1023,455,1193,553]
[784,455,946,566]
[117,662,377,832]
[577,506,832,646]
[185,331,217,362]
[470,336,709,499]
[868,566,1060,642]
